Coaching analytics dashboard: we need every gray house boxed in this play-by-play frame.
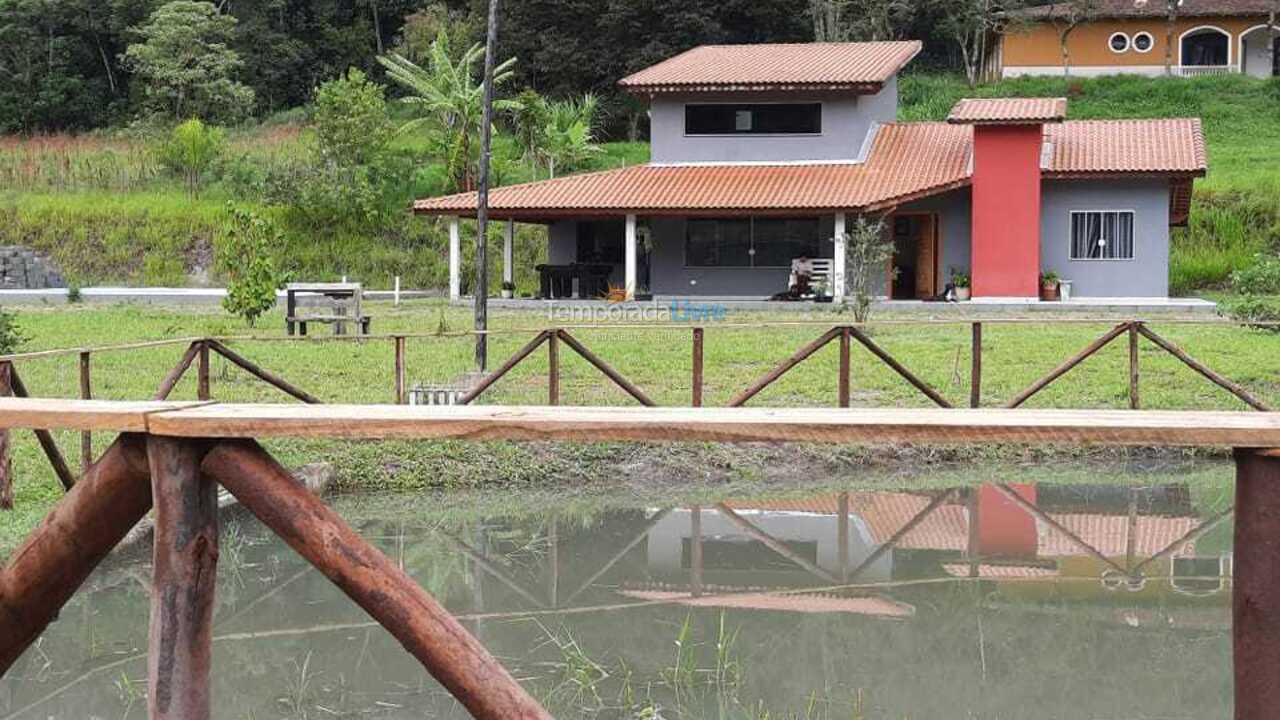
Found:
[415,41,1206,300]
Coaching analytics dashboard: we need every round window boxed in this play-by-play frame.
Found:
[1133,32,1154,53]
[1109,32,1131,53]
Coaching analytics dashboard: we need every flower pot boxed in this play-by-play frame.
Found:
[500,290,513,299]
[1040,283,1060,301]
[955,287,971,301]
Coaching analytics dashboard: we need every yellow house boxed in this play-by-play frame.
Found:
[999,0,1278,78]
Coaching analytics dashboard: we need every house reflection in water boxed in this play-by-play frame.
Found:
[625,482,1231,610]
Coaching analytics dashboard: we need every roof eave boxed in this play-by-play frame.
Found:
[618,81,885,96]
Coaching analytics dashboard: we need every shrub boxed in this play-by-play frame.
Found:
[842,215,894,324]
[218,205,290,326]
[1222,295,1280,329]
[158,118,225,197]
[1231,255,1280,295]
[0,308,27,354]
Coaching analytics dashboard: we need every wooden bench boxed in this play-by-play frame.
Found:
[285,282,372,336]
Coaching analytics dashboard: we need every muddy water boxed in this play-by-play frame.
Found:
[1,473,1234,719]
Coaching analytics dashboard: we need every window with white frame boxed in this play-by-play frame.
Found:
[1070,211,1135,260]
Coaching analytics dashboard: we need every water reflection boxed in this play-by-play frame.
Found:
[1,476,1234,718]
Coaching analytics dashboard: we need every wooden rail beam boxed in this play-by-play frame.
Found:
[562,508,673,606]
[992,483,1130,576]
[9,365,77,491]
[445,534,548,609]
[147,437,217,720]
[458,331,549,406]
[0,434,151,674]
[1137,324,1271,412]
[556,330,656,406]
[154,342,201,401]
[844,489,958,583]
[1234,449,1280,720]
[729,327,841,407]
[206,340,320,404]
[1005,323,1129,409]
[848,327,952,408]
[201,439,550,719]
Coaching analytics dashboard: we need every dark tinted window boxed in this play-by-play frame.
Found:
[686,219,751,266]
[751,218,821,266]
[685,103,822,135]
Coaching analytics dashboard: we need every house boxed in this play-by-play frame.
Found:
[999,0,1279,78]
[414,41,1206,301]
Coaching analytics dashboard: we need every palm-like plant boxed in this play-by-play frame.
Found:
[377,30,516,192]
[540,94,602,178]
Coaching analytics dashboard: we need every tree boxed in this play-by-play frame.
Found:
[312,67,393,169]
[158,118,225,197]
[841,215,894,324]
[935,0,1023,87]
[123,1,255,122]
[218,205,289,327]
[1047,0,1100,79]
[377,31,516,192]
[510,91,602,178]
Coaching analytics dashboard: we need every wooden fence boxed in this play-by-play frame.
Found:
[0,401,1279,718]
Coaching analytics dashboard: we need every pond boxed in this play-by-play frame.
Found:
[1,465,1235,719]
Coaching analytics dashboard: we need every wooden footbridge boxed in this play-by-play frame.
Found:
[1,399,1279,719]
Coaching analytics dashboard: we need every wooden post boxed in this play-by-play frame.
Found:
[1233,448,1280,720]
[147,437,217,720]
[0,363,9,510]
[394,335,407,405]
[201,439,551,720]
[197,342,210,401]
[0,435,152,674]
[690,505,703,597]
[691,327,704,408]
[154,342,201,401]
[79,351,92,472]
[9,367,76,491]
[838,327,851,408]
[547,330,559,406]
[1128,322,1140,410]
[970,322,982,409]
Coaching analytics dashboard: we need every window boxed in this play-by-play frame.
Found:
[686,217,821,267]
[1109,32,1130,53]
[1070,211,1135,260]
[685,104,822,135]
[1133,32,1154,53]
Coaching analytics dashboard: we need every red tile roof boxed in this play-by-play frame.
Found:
[413,119,1205,218]
[948,98,1067,125]
[1017,0,1273,19]
[1044,119,1207,177]
[618,41,922,94]
[413,122,971,219]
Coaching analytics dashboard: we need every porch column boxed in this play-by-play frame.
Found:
[625,213,637,299]
[448,217,461,300]
[502,219,514,288]
[833,212,847,300]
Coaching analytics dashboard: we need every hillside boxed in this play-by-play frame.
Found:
[0,73,1277,295]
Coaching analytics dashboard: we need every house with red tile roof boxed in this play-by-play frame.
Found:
[415,41,1206,301]
[1000,0,1279,79]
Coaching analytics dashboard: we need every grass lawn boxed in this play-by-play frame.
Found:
[0,301,1271,555]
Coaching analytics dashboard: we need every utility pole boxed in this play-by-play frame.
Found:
[474,0,500,371]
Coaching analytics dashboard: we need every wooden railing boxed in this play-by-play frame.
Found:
[0,400,1278,719]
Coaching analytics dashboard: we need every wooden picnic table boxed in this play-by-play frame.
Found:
[285,282,372,336]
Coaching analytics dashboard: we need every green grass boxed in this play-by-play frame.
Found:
[0,302,1271,554]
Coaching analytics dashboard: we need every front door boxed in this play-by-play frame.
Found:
[889,213,940,300]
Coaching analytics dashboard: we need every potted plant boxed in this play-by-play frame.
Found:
[500,281,515,299]
[1040,270,1060,301]
[952,272,971,301]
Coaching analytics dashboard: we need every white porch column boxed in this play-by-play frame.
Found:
[624,213,638,299]
[448,216,461,300]
[502,219,514,287]
[833,212,847,300]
